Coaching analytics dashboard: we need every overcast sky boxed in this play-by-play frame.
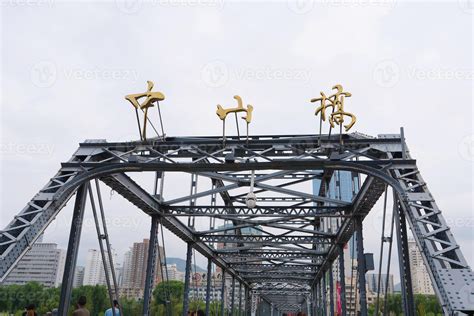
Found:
[1,0,472,280]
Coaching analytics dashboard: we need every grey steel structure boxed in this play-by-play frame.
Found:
[0,132,473,315]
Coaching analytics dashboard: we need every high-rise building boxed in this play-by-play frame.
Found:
[366,273,395,295]
[73,266,85,288]
[121,249,132,288]
[1,240,66,288]
[83,248,118,286]
[165,263,184,282]
[408,239,434,295]
[313,171,360,316]
[121,239,164,299]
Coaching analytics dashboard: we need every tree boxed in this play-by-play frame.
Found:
[152,280,184,316]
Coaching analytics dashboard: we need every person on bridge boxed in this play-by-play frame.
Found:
[104,300,120,316]
[72,296,90,316]
[22,303,38,316]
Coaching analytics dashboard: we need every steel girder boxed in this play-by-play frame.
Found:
[0,133,472,314]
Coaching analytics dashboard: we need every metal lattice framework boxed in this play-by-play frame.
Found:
[0,132,473,315]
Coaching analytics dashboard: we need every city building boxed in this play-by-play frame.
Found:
[121,249,132,288]
[366,273,395,295]
[1,236,66,288]
[83,248,118,286]
[408,239,435,295]
[120,239,164,299]
[313,171,360,315]
[73,266,85,288]
[165,263,185,282]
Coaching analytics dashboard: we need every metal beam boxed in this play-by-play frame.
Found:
[143,215,159,316]
[58,185,87,316]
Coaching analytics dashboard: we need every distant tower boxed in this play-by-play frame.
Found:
[408,240,434,295]
[1,238,66,288]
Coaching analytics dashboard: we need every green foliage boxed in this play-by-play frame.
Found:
[152,280,185,316]
[368,293,443,316]
[71,285,108,315]
[120,297,143,315]
[0,282,108,315]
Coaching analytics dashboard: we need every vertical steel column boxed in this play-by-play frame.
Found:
[394,195,416,316]
[238,282,242,316]
[94,180,122,315]
[182,243,193,316]
[354,217,368,316]
[205,259,212,316]
[220,270,226,316]
[58,185,87,316]
[87,183,115,314]
[231,277,236,315]
[245,286,250,316]
[322,273,327,316]
[338,245,347,316]
[329,263,334,316]
[313,285,317,316]
[143,215,160,316]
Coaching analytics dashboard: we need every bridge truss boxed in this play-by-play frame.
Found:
[0,132,473,315]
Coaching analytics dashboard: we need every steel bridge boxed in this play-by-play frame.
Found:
[0,132,473,315]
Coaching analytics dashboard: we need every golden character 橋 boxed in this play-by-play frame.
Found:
[311,84,356,132]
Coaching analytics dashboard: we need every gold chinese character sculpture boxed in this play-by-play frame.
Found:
[216,95,253,123]
[311,84,356,132]
[125,81,165,141]
[216,95,253,144]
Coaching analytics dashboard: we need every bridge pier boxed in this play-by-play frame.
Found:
[58,185,87,316]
